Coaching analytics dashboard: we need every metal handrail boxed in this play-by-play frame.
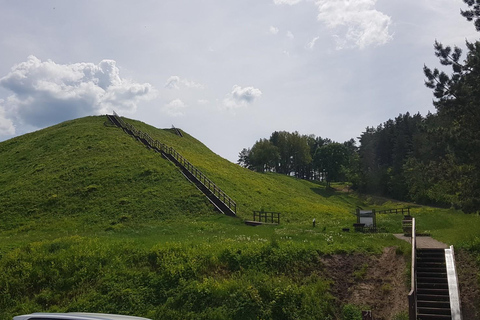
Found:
[110,112,236,214]
[408,218,416,320]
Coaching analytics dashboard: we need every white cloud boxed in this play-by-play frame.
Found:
[164,75,203,89]
[0,56,156,129]
[223,85,262,109]
[286,31,295,39]
[197,99,209,105]
[270,26,279,35]
[164,76,181,89]
[274,0,302,5]
[163,99,186,116]
[306,36,320,49]
[0,103,15,135]
[315,0,392,49]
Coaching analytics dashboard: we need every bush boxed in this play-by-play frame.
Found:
[341,304,362,320]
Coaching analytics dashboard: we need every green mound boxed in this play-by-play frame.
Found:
[0,116,365,237]
[0,117,215,238]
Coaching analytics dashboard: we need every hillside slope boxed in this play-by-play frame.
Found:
[0,116,216,235]
[118,117,364,221]
[0,115,365,231]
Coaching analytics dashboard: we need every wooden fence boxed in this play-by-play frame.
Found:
[252,211,280,224]
[377,208,410,215]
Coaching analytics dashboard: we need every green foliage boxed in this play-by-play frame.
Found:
[314,143,349,186]
[358,11,480,212]
[353,263,368,281]
[0,237,338,319]
[249,138,279,173]
[392,312,409,320]
[341,304,362,320]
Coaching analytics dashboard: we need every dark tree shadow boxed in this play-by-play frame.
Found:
[310,186,336,198]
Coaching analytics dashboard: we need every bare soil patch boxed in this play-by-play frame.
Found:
[321,247,409,320]
[456,249,480,319]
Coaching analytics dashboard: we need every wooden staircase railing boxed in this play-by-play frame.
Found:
[108,112,237,216]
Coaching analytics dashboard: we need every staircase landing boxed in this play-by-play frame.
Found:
[393,234,448,249]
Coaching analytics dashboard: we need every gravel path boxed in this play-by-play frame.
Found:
[393,234,448,249]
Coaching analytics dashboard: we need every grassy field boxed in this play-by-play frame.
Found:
[0,115,479,319]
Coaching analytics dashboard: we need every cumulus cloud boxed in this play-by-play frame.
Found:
[286,31,295,39]
[306,36,320,49]
[162,99,186,116]
[223,85,262,109]
[269,26,279,35]
[164,76,203,89]
[0,56,156,130]
[315,0,392,49]
[0,103,15,135]
[274,0,302,5]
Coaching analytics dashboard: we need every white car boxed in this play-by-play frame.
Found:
[13,313,152,320]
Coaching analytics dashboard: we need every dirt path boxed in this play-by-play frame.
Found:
[393,234,448,249]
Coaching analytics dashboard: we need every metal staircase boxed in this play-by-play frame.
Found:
[407,219,462,320]
[416,249,451,319]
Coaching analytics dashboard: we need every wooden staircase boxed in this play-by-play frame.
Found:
[416,248,452,319]
[106,113,237,217]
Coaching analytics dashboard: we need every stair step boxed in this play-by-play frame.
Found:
[417,314,452,320]
[417,272,447,277]
[417,262,446,269]
[417,277,449,284]
[417,288,450,295]
[417,249,446,253]
[417,255,445,260]
[417,253,445,257]
[418,282,449,289]
[417,257,445,264]
[417,300,451,309]
[417,306,451,314]
[417,293,450,301]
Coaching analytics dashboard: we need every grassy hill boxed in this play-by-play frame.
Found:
[1,115,479,319]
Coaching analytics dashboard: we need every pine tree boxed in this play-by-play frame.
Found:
[423,0,480,212]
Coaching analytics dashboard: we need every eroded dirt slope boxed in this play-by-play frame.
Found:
[321,247,409,320]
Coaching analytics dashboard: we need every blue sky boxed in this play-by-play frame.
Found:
[0,0,477,162]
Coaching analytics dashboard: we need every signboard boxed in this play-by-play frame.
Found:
[359,216,374,227]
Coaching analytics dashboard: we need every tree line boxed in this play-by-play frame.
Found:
[238,131,357,187]
[238,0,480,213]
